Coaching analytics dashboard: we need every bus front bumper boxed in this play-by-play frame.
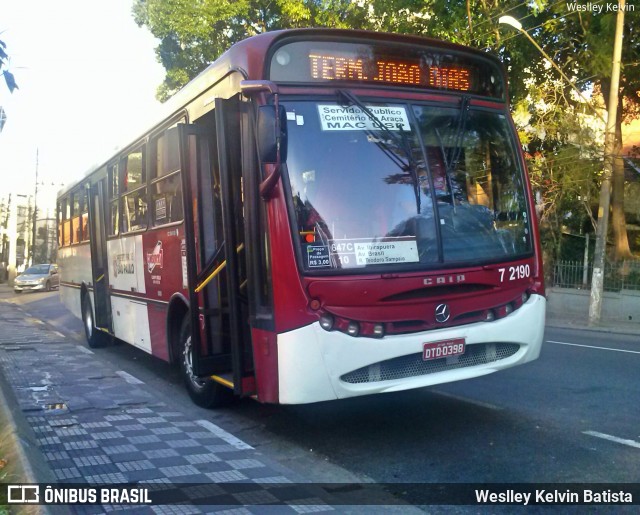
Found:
[276,294,546,404]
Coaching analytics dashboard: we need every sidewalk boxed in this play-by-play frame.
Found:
[545,311,640,336]
[0,297,410,513]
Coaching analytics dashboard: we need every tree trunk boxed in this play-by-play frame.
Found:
[611,94,632,260]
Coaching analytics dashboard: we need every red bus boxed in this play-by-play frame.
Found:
[57,29,545,407]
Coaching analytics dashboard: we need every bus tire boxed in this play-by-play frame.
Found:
[82,294,105,348]
[179,317,234,409]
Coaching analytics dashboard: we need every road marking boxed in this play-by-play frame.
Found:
[547,340,640,355]
[196,419,254,450]
[115,370,144,385]
[76,345,94,355]
[583,430,640,450]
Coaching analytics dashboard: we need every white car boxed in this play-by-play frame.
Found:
[14,264,60,293]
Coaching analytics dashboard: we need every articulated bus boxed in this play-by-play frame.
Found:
[57,29,545,408]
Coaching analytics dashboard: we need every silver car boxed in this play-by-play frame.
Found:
[14,264,60,293]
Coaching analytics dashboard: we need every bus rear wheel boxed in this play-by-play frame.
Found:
[179,317,234,409]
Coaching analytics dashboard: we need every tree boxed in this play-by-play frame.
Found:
[132,0,359,101]
[134,0,639,260]
[0,37,18,93]
[514,62,603,265]
[519,2,640,260]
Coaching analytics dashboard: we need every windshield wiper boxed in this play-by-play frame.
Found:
[337,89,421,213]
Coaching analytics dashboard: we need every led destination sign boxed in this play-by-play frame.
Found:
[270,40,504,98]
[309,53,471,91]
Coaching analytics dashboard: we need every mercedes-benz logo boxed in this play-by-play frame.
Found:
[435,303,450,323]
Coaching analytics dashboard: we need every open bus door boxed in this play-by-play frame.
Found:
[177,101,254,405]
[87,179,112,339]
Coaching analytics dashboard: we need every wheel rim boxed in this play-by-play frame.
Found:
[182,334,207,391]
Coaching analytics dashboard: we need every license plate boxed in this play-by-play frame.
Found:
[423,338,466,361]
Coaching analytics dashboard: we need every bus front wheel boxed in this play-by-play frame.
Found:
[179,317,234,409]
[82,295,105,348]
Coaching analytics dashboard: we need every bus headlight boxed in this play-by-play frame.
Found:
[346,321,360,337]
[319,314,334,331]
[372,323,385,338]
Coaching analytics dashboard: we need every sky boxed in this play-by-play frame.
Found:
[0,0,165,215]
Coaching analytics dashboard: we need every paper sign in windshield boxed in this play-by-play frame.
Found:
[354,240,418,266]
[318,105,410,131]
[307,245,331,268]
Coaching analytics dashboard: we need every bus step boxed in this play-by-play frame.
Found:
[211,373,234,389]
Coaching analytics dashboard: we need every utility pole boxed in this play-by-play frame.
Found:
[43,216,49,263]
[1,194,10,282]
[31,148,39,266]
[589,0,626,326]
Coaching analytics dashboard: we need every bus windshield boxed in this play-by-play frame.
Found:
[285,98,533,273]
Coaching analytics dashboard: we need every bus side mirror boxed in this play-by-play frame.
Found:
[257,105,288,164]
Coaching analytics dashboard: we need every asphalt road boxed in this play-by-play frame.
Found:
[3,287,640,508]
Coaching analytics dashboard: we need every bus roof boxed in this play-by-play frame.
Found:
[59,28,503,197]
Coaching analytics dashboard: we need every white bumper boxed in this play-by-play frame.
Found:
[277,294,546,404]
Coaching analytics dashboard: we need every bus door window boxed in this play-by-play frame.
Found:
[108,163,120,236]
[152,130,183,226]
[56,201,62,247]
[152,172,183,225]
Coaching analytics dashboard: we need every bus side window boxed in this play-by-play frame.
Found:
[80,184,89,241]
[57,200,64,247]
[71,191,81,244]
[122,148,148,233]
[124,190,148,232]
[63,198,71,247]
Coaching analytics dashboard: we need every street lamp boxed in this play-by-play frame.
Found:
[499,6,626,325]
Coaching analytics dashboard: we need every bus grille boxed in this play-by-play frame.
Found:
[340,343,520,384]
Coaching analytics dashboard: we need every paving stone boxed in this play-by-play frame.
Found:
[0,300,344,513]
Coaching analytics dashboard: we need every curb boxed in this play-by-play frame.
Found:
[0,358,51,484]
[545,318,640,336]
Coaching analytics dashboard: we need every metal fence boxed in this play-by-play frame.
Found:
[552,259,640,292]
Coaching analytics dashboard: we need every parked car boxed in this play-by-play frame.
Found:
[14,264,60,293]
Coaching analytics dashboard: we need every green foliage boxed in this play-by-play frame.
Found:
[133,0,360,100]
[518,67,603,263]
[133,0,639,259]
[0,37,18,93]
